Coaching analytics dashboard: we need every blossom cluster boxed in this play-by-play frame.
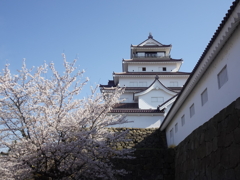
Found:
[0,55,134,179]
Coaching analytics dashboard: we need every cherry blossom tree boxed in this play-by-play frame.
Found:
[0,54,133,180]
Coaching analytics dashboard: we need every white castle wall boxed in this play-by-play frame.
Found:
[118,77,187,88]
[120,92,136,103]
[165,25,240,147]
[138,89,173,109]
[128,64,177,72]
[111,115,163,128]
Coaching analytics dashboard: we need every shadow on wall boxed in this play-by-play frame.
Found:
[110,128,175,180]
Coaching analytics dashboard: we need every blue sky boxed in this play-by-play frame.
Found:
[0,0,234,97]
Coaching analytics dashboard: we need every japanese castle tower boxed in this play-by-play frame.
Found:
[100,34,190,128]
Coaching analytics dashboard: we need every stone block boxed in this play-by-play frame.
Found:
[234,163,240,178]
[199,131,205,145]
[218,117,228,137]
[199,142,207,159]
[218,131,233,148]
[225,113,239,134]
[206,141,213,156]
[234,127,240,144]
[210,149,221,169]
[220,147,231,169]
[205,165,212,179]
[211,164,225,180]
[229,143,240,168]
[205,123,218,142]
[198,173,208,180]
[223,169,236,180]
[212,136,218,151]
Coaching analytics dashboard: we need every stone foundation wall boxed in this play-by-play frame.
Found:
[109,128,167,149]
[175,97,240,180]
[109,128,175,180]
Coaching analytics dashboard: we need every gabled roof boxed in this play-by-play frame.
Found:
[134,76,177,97]
[160,0,240,131]
[134,33,171,47]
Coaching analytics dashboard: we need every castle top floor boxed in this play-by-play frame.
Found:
[130,33,172,59]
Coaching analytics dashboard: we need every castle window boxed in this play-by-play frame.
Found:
[201,88,208,106]
[175,123,178,133]
[136,52,144,57]
[138,67,146,72]
[163,67,167,71]
[145,52,157,57]
[218,65,228,89]
[190,103,195,118]
[170,128,174,145]
[181,115,185,126]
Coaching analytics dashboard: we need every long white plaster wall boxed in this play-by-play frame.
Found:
[111,115,164,128]
[138,89,173,109]
[128,64,177,72]
[166,25,240,147]
[118,77,187,88]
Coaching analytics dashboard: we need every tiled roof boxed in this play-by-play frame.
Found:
[113,72,190,76]
[167,87,183,91]
[157,94,178,109]
[111,102,164,113]
[99,84,117,88]
[133,45,171,47]
[99,80,116,87]
[136,36,171,47]
[110,109,164,113]
[99,86,182,92]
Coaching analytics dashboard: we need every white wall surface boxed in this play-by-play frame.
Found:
[128,64,177,72]
[166,25,240,147]
[111,115,164,128]
[138,89,173,109]
[119,77,187,88]
[120,93,135,103]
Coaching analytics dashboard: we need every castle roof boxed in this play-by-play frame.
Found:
[131,33,171,47]
[99,86,182,93]
[113,72,190,76]
[110,109,164,114]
